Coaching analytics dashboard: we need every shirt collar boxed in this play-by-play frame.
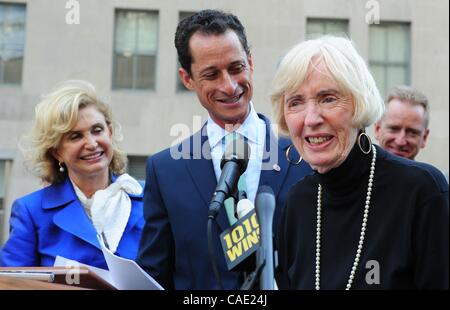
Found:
[207,102,264,150]
[206,115,226,150]
[236,103,264,146]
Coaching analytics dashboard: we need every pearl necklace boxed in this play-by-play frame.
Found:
[315,145,376,290]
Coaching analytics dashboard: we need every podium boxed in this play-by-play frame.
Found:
[0,266,115,290]
[0,276,89,290]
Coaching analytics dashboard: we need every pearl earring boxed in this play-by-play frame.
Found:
[59,162,65,173]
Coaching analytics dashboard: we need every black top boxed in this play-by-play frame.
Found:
[276,144,449,289]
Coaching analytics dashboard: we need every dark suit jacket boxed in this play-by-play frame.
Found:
[0,176,144,269]
[137,114,312,289]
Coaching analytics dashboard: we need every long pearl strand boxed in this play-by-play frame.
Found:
[315,145,377,290]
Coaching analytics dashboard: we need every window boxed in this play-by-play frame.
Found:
[176,11,196,92]
[369,23,410,97]
[127,156,147,182]
[306,18,349,39]
[113,10,158,90]
[0,3,26,85]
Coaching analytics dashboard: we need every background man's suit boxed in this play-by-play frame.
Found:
[137,115,311,289]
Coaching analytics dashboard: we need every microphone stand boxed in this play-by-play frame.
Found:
[238,190,264,290]
[240,186,276,290]
[240,257,265,290]
[207,217,224,289]
[207,187,239,290]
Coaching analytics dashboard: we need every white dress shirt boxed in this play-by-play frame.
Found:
[207,102,266,203]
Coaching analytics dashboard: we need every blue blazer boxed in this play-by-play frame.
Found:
[0,176,145,269]
[136,114,312,289]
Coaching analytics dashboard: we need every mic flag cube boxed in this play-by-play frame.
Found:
[220,209,260,270]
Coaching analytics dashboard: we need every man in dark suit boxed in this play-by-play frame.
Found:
[136,9,311,290]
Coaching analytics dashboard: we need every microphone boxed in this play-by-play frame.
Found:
[236,198,254,219]
[207,135,250,289]
[208,135,251,220]
[255,185,276,290]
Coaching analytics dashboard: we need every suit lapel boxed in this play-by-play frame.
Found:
[258,114,291,199]
[185,125,230,231]
[123,197,143,233]
[46,180,100,249]
[53,200,101,249]
[185,129,216,205]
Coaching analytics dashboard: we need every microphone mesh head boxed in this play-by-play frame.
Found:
[221,134,251,174]
[257,185,275,196]
[236,199,254,219]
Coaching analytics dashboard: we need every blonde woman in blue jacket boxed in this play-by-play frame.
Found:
[0,80,144,269]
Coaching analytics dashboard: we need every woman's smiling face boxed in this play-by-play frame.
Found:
[284,58,358,174]
[52,105,113,185]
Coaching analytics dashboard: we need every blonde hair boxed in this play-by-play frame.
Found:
[22,80,127,184]
[386,85,429,129]
[270,36,384,136]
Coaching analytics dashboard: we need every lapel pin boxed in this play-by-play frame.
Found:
[273,164,281,172]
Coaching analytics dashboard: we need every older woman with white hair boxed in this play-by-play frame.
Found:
[271,36,448,289]
[0,80,144,268]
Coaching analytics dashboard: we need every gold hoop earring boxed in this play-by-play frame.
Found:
[357,130,372,155]
[59,162,65,173]
[285,144,302,165]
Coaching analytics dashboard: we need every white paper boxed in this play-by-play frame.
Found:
[54,240,164,290]
[98,235,164,290]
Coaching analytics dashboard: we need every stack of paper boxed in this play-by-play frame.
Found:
[54,236,163,290]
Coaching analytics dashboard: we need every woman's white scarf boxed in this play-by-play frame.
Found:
[72,173,142,253]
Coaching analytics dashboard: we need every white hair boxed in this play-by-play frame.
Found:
[271,35,384,135]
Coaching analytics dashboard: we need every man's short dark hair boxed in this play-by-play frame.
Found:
[174,9,251,76]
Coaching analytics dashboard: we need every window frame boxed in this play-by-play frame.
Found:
[0,2,26,86]
[369,22,411,97]
[305,17,349,39]
[112,9,159,91]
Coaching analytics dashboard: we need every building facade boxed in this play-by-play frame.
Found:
[0,0,448,243]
